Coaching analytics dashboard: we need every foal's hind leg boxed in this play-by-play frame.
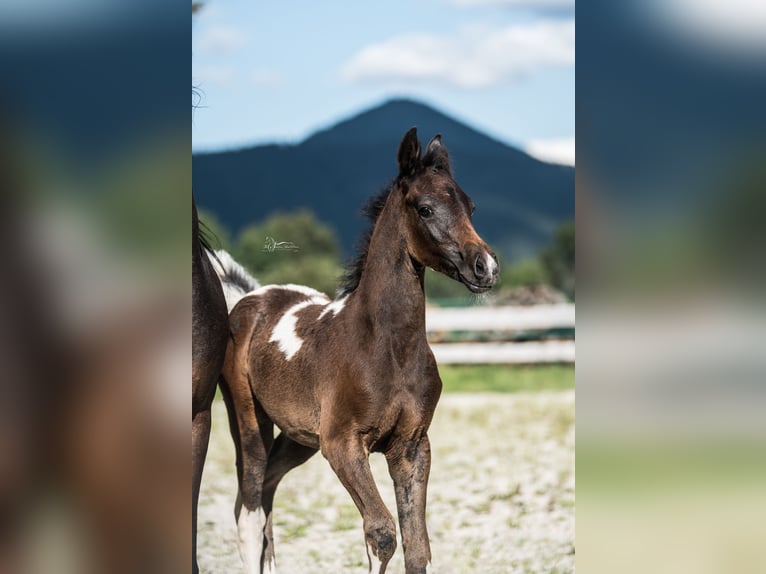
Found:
[260,434,318,571]
[386,435,433,574]
[219,374,273,574]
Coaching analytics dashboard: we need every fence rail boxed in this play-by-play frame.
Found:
[426,304,575,364]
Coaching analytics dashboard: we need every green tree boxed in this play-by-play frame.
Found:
[500,258,547,288]
[540,220,575,300]
[235,210,343,296]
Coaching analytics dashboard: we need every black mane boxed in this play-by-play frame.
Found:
[338,183,395,296]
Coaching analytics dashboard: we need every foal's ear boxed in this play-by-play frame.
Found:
[397,127,421,177]
[423,134,451,174]
[426,134,443,155]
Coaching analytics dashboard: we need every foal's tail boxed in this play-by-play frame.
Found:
[208,249,260,312]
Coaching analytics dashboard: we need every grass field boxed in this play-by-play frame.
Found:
[439,364,575,393]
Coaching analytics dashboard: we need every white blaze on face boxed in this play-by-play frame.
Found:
[237,507,267,574]
[269,295,327,360]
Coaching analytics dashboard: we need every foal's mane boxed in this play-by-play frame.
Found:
[339,184,394,296]
[338,142,452,296]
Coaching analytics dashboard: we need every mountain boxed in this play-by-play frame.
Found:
[192,98,574,262]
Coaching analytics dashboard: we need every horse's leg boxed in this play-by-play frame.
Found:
[192,406,211,574]
[385,435,432,574]
[260,434,318,571]
[220,375,272,574]
[322,435,397,573]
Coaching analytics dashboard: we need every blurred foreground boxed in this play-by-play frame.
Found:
[0,3,188,573]
[578,1,766,572]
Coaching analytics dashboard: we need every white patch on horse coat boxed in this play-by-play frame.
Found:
[269,296,326,360]
[247,283,327,300]
[278,283,328,299]
[367,544,383,573]
[318,296,347,320]
[237,507,266,574]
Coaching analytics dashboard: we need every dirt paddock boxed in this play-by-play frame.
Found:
[198,391,574,573]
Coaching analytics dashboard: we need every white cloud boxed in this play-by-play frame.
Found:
[341,20,574,88]
[196,25,249,55]
[526,137,575,165]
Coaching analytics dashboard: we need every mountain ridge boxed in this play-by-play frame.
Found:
[193,98,574,262]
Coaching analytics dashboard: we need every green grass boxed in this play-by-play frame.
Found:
[438,364,574,393]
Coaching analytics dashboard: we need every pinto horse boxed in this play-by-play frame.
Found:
[220,128,498,574]
[192,197,229,573]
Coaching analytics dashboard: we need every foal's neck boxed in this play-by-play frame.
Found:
[353,191,426,335]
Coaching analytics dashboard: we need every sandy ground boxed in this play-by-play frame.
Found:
[198,391,574,573]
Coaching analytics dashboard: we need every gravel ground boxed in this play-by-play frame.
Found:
[198,391,574,573]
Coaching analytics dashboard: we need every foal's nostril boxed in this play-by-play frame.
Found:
[474,255,486,279]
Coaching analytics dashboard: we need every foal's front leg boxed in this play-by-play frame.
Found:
[385,435,432,574]
[322,434,397,573]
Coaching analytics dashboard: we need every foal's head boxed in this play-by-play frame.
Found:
[395,127,499,293]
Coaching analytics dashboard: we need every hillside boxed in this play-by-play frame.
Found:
[192,98,574,261]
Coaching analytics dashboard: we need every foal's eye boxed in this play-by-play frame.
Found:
[418,206,433,218]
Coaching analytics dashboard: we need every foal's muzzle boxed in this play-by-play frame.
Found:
[457,246,499,293]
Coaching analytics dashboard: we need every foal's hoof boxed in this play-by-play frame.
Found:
[366,524,396,572]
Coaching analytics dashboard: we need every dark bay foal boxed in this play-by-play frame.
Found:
[220,128,498,573]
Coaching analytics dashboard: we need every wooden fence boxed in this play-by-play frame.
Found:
[426,304,575,365]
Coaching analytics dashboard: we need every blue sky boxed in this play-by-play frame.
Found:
[192,0,575,165]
